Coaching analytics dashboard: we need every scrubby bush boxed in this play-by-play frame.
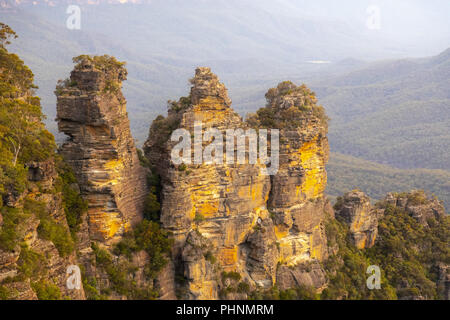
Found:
[143,189,160,221]
[18,246,46,279]
[0,207,29,251]
[55,157,88,237]
[31,280,61,300]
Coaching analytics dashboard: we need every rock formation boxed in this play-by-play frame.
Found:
[0,159,85,300]
[3,49,447,300]
[384,190,446,226]
[334,190,378,249]
[250,81,331,290]
[145,67,271,299]
[144,69,332,298]
[56,56,147,245]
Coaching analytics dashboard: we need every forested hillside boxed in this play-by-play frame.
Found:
[314,49,450,171]
[326,153,450,209]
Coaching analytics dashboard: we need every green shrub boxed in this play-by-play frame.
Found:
[95,221,172,299]
[407,190,428,206]
[133,220,172,279]
[37,218,74,257]
[18,246,46,279]
[237,282,250,294]
[2,165,28,195]
[32,196,74,257]
[0,207,29,251]
[0,285,13,300]
[204,251,216,264]
[31,280,61,300]
[143,189,160,221]
[137,149,150,168]
[222,271,241,282]
[92,242,113,266]
[194,213,205,223]
[55,157,88,237]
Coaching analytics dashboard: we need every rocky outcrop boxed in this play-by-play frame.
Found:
[334,190,378,249]
[56,56,147,245]
[384,190,446,226]
[145,67,271,299]
[436,264,450,300]
[0,159,85,300]
[247,81,331,288]
[144,70,331,298]
[276,261,327,291]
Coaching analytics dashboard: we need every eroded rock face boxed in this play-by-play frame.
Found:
[276,262,327,291]
[145,67,271,299]
[248,81,331,288]
[145,70,331,298]
[0,159,85,300]
[335,191,378,249]
[436,264,450,300]
[56,58,147,244]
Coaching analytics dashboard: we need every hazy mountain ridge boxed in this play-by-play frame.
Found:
[327,153,450,210]
[314,49,450,171]
[2,0,449,143]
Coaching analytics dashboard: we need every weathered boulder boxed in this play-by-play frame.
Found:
[276,261,327,291]
[26,159,57,191]
[245,218,279,288]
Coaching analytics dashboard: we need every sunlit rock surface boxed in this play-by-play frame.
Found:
[56,58,147,245]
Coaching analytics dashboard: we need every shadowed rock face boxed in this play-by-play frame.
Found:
[145,69,331,299]
[56,58,147,245]
[335,190,378,249]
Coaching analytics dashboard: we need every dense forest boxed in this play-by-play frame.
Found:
[327,153,450,209]
[314,49,450,171]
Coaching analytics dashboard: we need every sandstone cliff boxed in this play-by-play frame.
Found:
[145,67,271,299]
[56,56,147,245]
[144,69,332,298]
[247,81,332,291]
[334,190,378,249]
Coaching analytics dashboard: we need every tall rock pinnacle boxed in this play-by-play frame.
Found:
[56,55,147,244]
[247,80,331,290]
[144,69,332,299]
[145,67,271,299]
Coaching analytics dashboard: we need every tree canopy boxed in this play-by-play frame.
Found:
[0,23,55,200]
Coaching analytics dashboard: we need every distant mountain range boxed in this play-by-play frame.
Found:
[327,152,450,209]
[313,48,450,171]
[2,0,449,141]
